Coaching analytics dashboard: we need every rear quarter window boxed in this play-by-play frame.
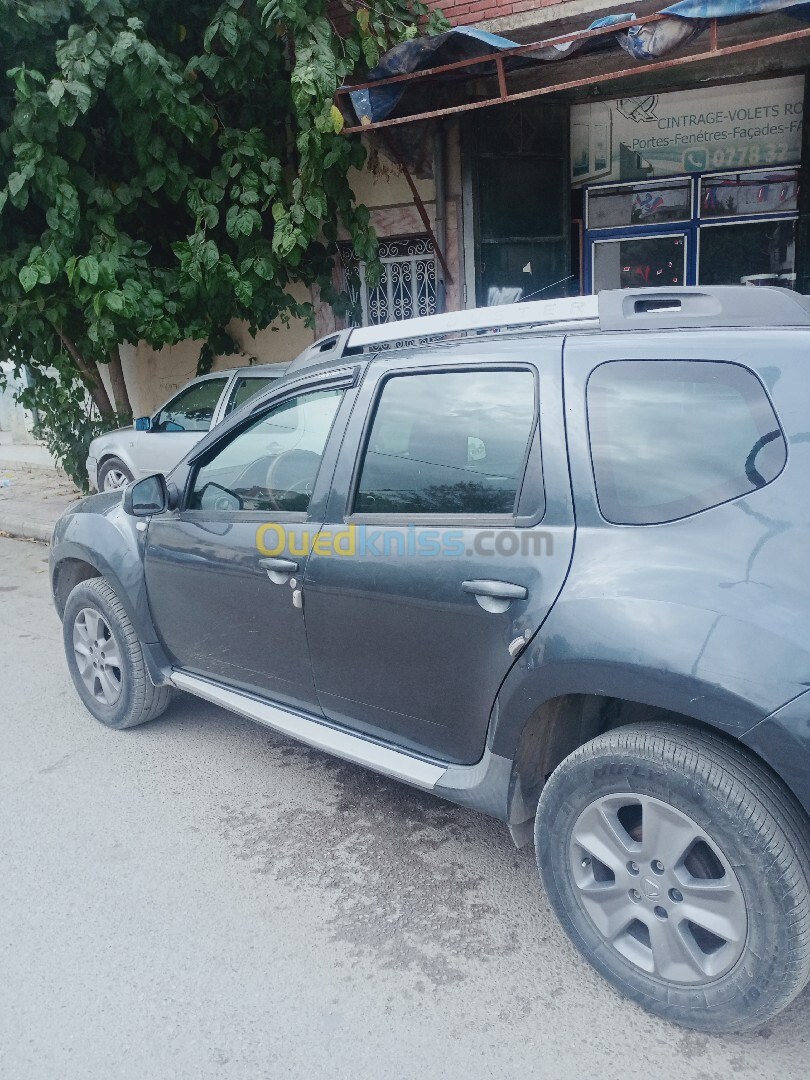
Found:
[587,359,786,525]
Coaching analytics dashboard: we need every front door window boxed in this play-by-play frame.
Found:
[189,388,344,514]
[152,377,228,433]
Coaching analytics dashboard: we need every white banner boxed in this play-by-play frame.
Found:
[571,75,804,186]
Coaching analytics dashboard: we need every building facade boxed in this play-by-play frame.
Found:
[120,1,809,415]
[339,0,809,316]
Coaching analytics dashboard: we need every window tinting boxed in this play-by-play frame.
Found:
[587,360,786,525]
[355,370,536,516]
[189,388,343,513]
[153,377,228,433]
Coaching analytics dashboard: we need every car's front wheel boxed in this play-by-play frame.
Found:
[98,456,134,491]
[535,723,810,1032]
[63,578,173,729]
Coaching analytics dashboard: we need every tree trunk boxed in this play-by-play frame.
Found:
[106,345,132,419]
[54,326,115,419]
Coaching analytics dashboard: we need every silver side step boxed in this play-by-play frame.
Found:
[171,671,446,790]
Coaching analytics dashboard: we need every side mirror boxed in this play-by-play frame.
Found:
[123,473,168,517]
[134,416,152,432]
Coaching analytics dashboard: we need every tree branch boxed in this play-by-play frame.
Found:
[107,345,132,419]
[53,324,114,419]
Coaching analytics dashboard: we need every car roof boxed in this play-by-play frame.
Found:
[284,287,810,377]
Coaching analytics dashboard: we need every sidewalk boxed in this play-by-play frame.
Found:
[0,450,81,543]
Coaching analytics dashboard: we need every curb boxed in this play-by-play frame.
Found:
[0,514,53,543]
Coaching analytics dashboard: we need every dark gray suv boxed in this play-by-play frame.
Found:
[50,287,810,1033]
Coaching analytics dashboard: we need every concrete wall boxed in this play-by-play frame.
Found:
[0,365,36,444]
[103,283,317,418]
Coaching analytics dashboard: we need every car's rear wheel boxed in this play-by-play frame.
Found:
[98,456,134,491]
[535,723,810,1032]
[63,578,173,729]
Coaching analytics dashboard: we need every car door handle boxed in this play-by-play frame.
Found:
[258,557,299,572]
[462,579,528,614]
[462,580,528,600]
[258,557,299,583]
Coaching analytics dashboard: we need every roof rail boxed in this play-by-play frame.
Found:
[286,287,810,374]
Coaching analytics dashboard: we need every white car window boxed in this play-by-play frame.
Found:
[224,375,280,416]
[153,377,228,433]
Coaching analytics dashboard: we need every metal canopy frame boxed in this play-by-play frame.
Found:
[335,13,810,133]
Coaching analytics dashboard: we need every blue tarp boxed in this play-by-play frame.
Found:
[347,0,810,126]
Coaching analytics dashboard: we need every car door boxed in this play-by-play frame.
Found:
[302,341,576,764]
[136,375,231,478]
[143,369,358,711]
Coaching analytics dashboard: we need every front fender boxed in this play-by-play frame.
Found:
[50,494,158,644]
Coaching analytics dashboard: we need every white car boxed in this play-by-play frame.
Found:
[87,363,288,491]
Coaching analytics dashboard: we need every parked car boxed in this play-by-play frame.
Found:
[52,287,810,1032]
[86,363,288,491]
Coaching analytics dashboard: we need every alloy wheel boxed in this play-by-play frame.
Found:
[569,793,747,984]
[72,607,123,706]
[102,467,130,491]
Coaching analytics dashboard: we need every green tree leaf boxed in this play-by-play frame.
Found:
[19,266,38,292]
[47,79,66,107]
[78,255,99,285]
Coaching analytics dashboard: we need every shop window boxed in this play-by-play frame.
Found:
[339,237,436,327]
[587,179,692,230]
[592,234,686,291]
[700,170,799,218]
[587,360,786,526]
[585,168,800,293]
[698,218,796,287]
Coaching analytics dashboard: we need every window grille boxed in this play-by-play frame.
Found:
[339,237,437,326]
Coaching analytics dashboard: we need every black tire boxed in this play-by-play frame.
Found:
[97,456,134,492]
[62,577,173,730]
[535,723,810,1033]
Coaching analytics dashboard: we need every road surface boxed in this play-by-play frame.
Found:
[1,535,808,1079]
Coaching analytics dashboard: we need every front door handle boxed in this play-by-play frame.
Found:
[259,556,299,584]
[462,579,528,614]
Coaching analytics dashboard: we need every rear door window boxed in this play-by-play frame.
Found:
[224,375,279,416]
[587,359,786,525]
[354,369,538,516]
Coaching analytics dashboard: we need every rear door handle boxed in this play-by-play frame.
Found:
[462,579,528,600]
[259,556,299,583]
[258,557,299,572]
[462,579,527,613]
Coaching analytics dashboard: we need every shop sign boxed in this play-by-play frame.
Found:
[571,76,804,186]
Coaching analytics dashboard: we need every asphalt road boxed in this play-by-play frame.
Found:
[2,534,809,1079]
